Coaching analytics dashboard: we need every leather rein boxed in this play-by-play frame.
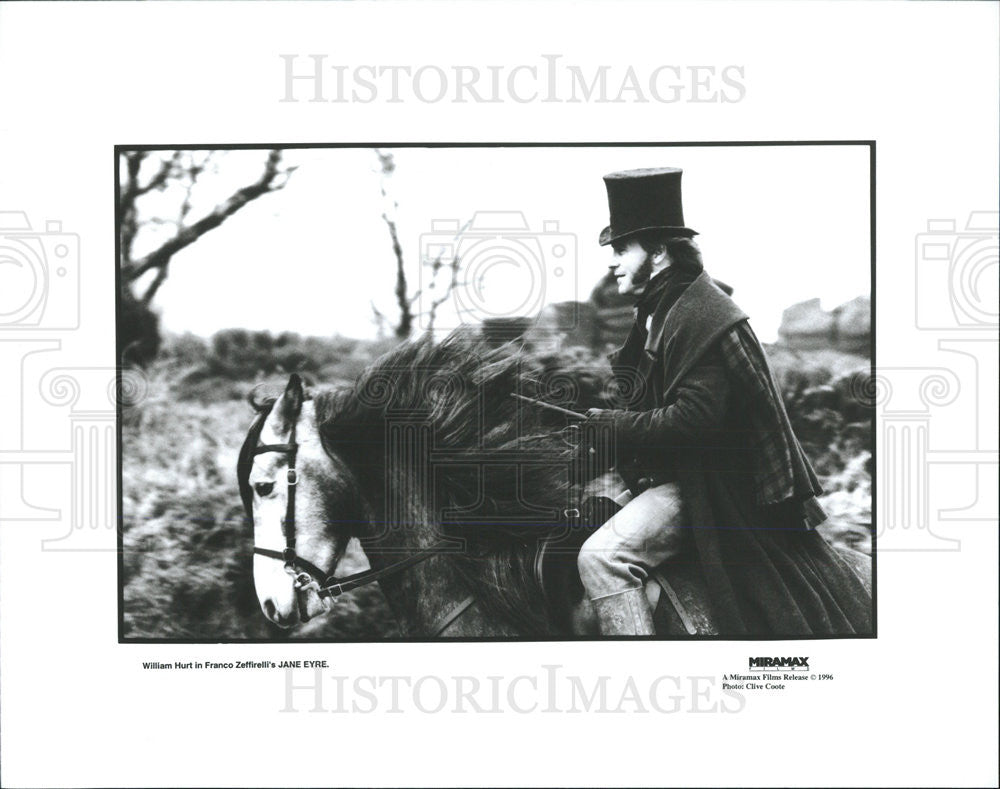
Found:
[249,416,473,636]
[249,391,593,635]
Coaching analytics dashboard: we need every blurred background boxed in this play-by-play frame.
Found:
[119,145,873,639]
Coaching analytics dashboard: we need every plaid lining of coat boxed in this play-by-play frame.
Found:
[717,322,827,528]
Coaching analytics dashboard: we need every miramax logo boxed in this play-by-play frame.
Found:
[748,657,809,671]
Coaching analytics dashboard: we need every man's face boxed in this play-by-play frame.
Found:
[608,239,653,296]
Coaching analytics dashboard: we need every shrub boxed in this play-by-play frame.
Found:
[119,292,162,367]
[122,332,874,639]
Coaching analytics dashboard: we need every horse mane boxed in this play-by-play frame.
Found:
[316,329,585,635]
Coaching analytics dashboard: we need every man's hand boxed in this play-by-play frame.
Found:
[585,408,610,420]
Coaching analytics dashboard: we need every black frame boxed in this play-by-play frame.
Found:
[116,140,877,643]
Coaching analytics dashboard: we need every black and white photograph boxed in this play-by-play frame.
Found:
[118,144,874,640]
[1,2,996,787]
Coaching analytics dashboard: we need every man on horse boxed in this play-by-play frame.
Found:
[579,167,871,636]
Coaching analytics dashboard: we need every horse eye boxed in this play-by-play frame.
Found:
[254,481,275,497]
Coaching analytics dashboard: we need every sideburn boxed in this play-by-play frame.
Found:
[633,254,655,289]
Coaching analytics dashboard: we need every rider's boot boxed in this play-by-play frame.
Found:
[590,586,655,635]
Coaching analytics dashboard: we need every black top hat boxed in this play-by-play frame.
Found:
[599,167,698,246]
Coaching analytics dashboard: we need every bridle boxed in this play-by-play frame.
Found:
[248,407,474,635]
[242,376,660,637]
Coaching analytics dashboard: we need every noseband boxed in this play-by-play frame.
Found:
[249,417,459,624]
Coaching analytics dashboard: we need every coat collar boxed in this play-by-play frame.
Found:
[643,270,747,358]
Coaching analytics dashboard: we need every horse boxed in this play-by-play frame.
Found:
[237,330,872,637]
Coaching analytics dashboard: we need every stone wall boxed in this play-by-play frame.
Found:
[777,296,870,354]
[486,274,870,358]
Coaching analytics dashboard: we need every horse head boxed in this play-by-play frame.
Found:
[236,333,599,637]
[239,373,367,628]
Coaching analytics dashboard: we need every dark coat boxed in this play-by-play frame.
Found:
[602,270,872,635]
[608,271,825,521]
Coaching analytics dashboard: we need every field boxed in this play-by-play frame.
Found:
[121,330,873,639]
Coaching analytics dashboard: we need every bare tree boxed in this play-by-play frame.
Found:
[374,149,462,338]
[120,149,295,306]
[118,149,295,363]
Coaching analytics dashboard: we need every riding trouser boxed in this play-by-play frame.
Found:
[577,482,686,635]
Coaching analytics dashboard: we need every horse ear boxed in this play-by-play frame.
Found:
[281,373,304,425]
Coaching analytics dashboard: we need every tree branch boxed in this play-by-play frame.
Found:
[374,149,414,339]
[425,253,463,331]
[119,152,145,267]
[140,262,170,306]
[124,149,290,283]
[384,210,412,338]
[135,152,180,197]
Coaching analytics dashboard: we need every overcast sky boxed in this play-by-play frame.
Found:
[137,145,871,343]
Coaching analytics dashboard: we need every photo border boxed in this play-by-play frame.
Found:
[115,140,877,644]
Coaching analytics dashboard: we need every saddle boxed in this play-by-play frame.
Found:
[534,494,713,635]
